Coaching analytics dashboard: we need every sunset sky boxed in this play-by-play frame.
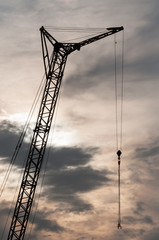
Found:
[0,0,159,239]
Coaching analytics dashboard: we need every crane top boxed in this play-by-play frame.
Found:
[107,26,124,31]
[39,25,124,55]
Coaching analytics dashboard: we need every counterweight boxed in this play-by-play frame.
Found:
[7,26,124,240]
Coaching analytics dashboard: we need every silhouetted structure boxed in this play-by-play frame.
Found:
[7,25,124,240]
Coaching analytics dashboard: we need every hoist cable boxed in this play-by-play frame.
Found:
[114,30,124,229]
[114,31,124,151]
[114,34,119,151]
[120,30,124,151]
[0,74,46,198]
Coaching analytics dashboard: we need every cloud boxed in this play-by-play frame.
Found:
[0,120,22,159]
[122,228,145,239]
[0,200,14,239]
[1,1,159,239]
[43,147,112,212]
[141,228,159,240]
[0,201,64,239]
[32,210,65,233]
[123,215,154,226]
[135,144,159,159]
[0,120,112,214]
[46,146,98,170]
[45,165,110,195]
[122,202,154,232]
[133,201,145,215]
[63,53,115,97]
[128,139,159,186]
[125,0,159,82]
[0,120,31,172]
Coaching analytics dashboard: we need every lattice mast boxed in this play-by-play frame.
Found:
[7,26,123,240]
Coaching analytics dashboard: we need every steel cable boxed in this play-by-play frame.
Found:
[26,64,64,240]
[0,75,46,239]
[114,30,124,229]
[0,74,46,198]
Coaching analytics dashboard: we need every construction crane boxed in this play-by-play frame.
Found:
[7,25,124,240]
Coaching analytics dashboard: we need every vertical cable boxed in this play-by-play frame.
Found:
[120,29,124,151]
[114,30,124,229]
[114,34,118,151]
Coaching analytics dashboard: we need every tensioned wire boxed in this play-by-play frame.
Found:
[21,27,110,236]
[44,26,108,43]
[60,31,105,43]
[26,67,64,240]
[44,26,107,32]
[0,76,46,238]
[46,25,125,230]
[0,134,34,240]
[1,27,125,237]
[114,31,124,152]
[0,74,46,239]
[1,51,59,237]
[0,74,46,198]
[114,29,124,229]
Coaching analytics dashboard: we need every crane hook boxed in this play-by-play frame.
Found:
[117,149,122,229]
[117,149,122,164]
[117,222,122,229]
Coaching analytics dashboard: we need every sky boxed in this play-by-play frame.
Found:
[0,0,159,239]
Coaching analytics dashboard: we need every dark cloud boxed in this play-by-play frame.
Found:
[126,52,159,82]
[125,1,159,82]
[0,120,97,168]
[0,120,30,170]
[63,51,115,97]
[0,120,22,158]
[133,201,145,215]
[122,228,145,239]
[135,145,159,159]
[1,0,159,239]
[141,228,159,240]
[0,120,112,213]
[137,0,159,40]
[44,152,111,212]
[129,140,159,185]
[45,166,109,195]
[51,194,93,213]
[32,210,64,233]
[0,201,64,239]
[0,200,13,239]
[123,215,154,226]
[46,146,98,170]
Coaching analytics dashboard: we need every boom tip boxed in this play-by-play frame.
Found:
[107,26,124,31]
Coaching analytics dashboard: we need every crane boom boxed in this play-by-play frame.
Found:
[67,26,124,51]
[7,25,124,240]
